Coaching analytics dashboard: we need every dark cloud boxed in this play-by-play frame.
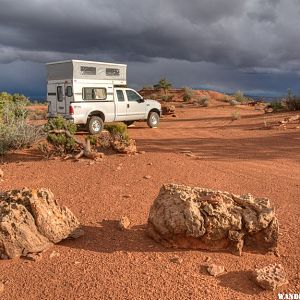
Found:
[0,0,300,97]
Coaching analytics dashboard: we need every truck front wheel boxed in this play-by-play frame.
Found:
[88,116,104,134]
[147,112,160,128]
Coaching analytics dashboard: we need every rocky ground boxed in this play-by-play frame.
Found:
[0,101,299,299]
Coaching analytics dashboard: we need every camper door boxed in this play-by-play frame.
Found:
[56,84,66,114]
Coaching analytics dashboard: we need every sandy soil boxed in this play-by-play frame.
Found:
[0,102,299,300]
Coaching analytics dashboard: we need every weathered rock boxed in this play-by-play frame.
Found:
[162,105,175,115]
[118,216,131,231]
[147,184,279,255]
[206,264,226,276]
[0,188,83,259]
[253,264,288,290]
[0,169,3,179]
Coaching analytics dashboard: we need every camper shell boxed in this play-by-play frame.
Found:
[46,60,161,134]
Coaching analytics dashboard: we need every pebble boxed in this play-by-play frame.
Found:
[49,251,60,259]
[170,256,183,264]
[206,264,226,276]
[144,175,152,179]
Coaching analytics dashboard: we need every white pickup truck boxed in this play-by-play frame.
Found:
[46,60,161,134]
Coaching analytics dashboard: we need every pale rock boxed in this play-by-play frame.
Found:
[147,184,279,255]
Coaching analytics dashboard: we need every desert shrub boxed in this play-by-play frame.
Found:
[28,109,47,120]
[0,100,44,155]
[154,78,172,95]
[161,95,174,102]
[182,87,193,102]
[269,101,285,112]
[234,91,247,103]
[44,116,77,153]
[193,95,210,106]
[0,94,28,123]
[104,123,129,141]
[286,97,300,111]
[231,111,241,121]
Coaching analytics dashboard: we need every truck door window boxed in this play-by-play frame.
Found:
[83,88,107,100]
[126,90,141,102]
[116,90,125,101]
[57,86,63,102]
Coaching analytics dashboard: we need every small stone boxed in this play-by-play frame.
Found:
[253,263,288,290]
[23,253,42,262]
[147,163,153,166]
[118,216,131,231]
[74,261,80,265]
[0,169,3,179]
[0,282,4,294]
[206,264,226,276]
[172,114,177,118]
[144,175,152,179]
[170,256,183,264]
[138,151,146,154]
[116,166,122,171]
[123,195,132,199]
[49,251,60,259]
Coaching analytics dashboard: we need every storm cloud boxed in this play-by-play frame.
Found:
[1,0,300,97]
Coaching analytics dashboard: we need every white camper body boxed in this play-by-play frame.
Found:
[46,60,161,134]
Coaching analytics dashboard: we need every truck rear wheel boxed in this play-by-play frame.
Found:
[147,112,160,128]
[88,116,104,134]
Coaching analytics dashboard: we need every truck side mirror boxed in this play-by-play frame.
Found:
[137,98,145,103]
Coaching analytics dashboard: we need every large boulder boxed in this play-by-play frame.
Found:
[0,188,83,259]
[147,184,279,255]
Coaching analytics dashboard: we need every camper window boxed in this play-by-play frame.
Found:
[57,86,63,102]
[66,86,73,97]
[83,88,107,101]
[81,66,96,75]
[106,68,120,76]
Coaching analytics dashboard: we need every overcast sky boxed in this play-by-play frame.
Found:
[1,0,300,98]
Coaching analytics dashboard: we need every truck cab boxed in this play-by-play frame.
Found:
[47,60,161,134]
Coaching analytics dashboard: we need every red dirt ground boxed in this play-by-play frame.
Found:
[0,101,299,300]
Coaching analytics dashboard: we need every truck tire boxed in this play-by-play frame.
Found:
[124,121,135,127]
[88,116,104,134]
[147,111,160,128]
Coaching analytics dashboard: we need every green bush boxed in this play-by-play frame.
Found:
[234,91,246,103]
[286,97,300,111]
[269,101,285,112]
[182,87,193,102]
[0,92,29,122]
[193,95,210,106]
[104,123,129,141]
[0,100,43,155]
[161,95,174,102]
[44,116,77,153]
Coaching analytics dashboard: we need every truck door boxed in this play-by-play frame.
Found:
[115,89,127,121]
[125,89,146,121]
[56,84,66,115]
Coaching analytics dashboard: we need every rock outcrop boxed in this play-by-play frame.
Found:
[147,184,279,255]
[253,264,288,290]
[0,188,83,259]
